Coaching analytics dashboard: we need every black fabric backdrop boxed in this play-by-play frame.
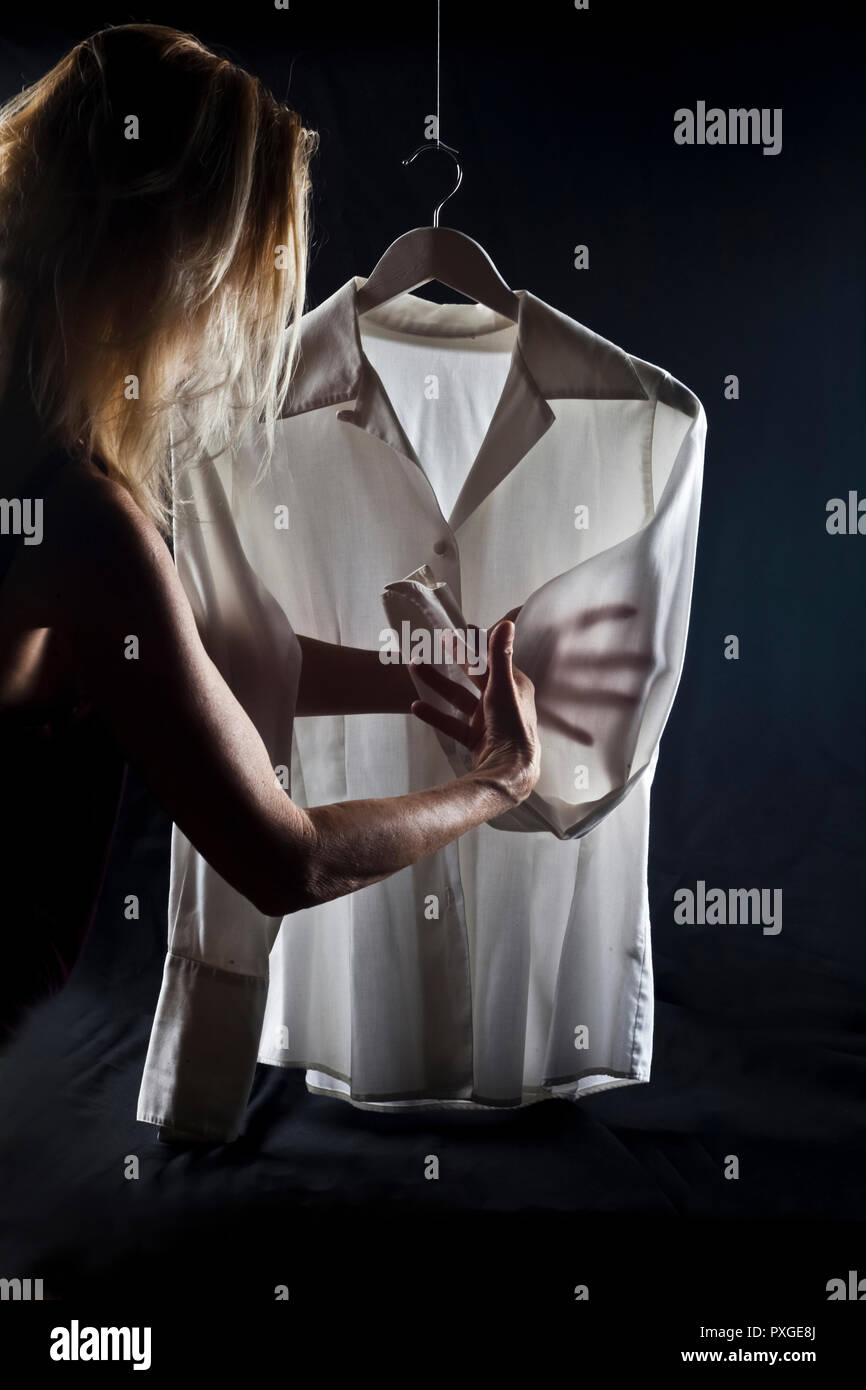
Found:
[0,0,863,1339]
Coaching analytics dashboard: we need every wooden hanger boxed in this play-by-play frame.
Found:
[355,141,519,323]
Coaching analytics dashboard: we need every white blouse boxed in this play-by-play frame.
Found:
[137,275,706,1141]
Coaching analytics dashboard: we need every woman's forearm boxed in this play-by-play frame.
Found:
[296,634,415,715]
[261,771,513,916]
[53,475,539,929]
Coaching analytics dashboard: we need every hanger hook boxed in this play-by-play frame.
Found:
[402,140,462,228]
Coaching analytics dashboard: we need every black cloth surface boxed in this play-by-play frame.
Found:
[0,759,862,1299]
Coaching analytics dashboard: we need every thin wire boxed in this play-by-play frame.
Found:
[436,0,440,148]
[401,0,460,228]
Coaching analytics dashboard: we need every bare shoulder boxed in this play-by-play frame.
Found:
[51,459,164,555]
[45,461,183,628]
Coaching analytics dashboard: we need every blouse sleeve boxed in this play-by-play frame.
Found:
[508,372,706,837]
[136,435,301,1143]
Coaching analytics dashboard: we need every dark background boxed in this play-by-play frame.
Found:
[0,0,863,1340]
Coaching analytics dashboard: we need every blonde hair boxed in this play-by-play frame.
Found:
[0,23,318,531]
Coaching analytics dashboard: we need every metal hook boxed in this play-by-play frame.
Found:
[402,140,463,228]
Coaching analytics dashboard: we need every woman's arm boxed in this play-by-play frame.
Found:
[48,469,539,919]
[295,634,415,715]
[294,611,523,716]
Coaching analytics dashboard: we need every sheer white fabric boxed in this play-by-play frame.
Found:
[137,276,706,1141]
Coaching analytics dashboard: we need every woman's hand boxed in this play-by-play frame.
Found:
[409,619,541,808]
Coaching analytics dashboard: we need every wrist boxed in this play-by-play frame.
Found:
[464,768,521,813]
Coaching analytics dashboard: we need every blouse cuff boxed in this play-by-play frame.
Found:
[136,950,267,1143]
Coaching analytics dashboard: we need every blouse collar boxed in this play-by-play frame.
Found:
[280,275,649,531]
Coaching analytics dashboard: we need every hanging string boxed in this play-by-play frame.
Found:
[436,0,441,149]
[402,0,460,227]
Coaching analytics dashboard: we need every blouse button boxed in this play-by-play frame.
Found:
[433,539,450,556]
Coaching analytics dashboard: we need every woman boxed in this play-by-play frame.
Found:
[0,24,539,1036]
